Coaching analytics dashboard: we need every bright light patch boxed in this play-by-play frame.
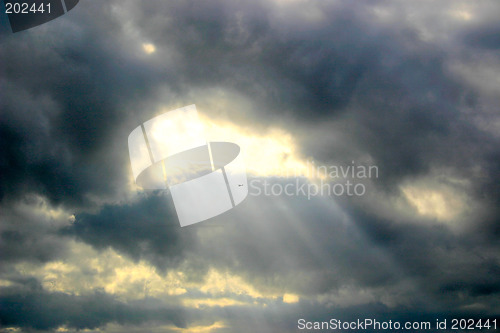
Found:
[166,321,227,333]
[401,185,464,222]
[15,243,187,298]
[98,322,227,333]
[130,107,311,183]
[452,10,472,21]
[283,293,299,303]
[0,280,13,287]
[199,114,309,178]
[10,194,75,227]
[183,298,248,308]
[372,7,393,21]
[142,43,156,54]
[14,242,281,304]
[199,268,271,299]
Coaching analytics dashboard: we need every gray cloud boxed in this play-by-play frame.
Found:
[62,192,197,271]
[0,195,70,267]
[0,280,187,331]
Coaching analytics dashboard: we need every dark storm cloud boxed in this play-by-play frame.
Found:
[62,192,197,270]
[129,0,383,121]
[0,195,70,266]
[463,22,500,50]
[0,280,187,331]
[0,0,169,206]
[345,206,500,310]
[340,57,499,198]
[280,19,496,196]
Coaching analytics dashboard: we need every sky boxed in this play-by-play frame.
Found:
[0,0,500,332]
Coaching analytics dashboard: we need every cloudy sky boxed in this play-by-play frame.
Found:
[1,0,500,332]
